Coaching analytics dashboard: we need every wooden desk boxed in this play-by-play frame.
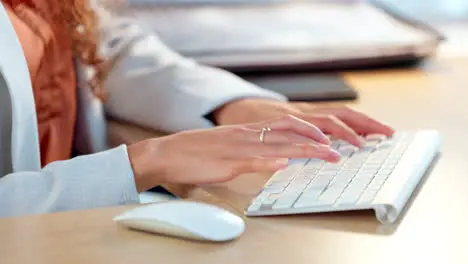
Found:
[2,59,468,263]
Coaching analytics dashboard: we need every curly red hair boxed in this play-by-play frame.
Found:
[58,0,106,99]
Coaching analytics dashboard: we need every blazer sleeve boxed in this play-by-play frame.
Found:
[97,14,287,133]
[0,145,139,218]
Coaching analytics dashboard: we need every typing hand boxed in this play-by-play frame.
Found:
[127,115,340,192]
[212,99,395,147]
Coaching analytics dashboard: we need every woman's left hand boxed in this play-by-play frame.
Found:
[212,98,395,147]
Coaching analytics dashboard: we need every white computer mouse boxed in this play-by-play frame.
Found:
[113,201,245,242]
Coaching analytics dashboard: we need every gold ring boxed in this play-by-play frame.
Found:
[259,127,272,143]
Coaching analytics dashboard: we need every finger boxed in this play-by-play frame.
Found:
[247,142,341,162]
[241,128,319,144]
[262,131,320,144]
[303,114,364,147]
[191,158,290,184]
[315,107,395,136]
[247,115,331,145]
[233,157,290,175]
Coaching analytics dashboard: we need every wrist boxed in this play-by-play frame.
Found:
[212,98,270,125]
[127,139,166,192]
[212,98,296,125]
[211,98,248,125]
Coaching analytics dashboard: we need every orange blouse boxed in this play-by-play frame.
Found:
[3,0,77,166]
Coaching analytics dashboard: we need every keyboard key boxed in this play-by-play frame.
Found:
[294,196,321,208]
[338,145,358,155]
[303,187,323,195]
[280,191,301,200]
[282,188,303,197]
[293,171,315,180]
[273,161,307,181]
[309,181,330,191]
[319,189,341,202]
[359,166,379,173]
[360,142,379,152]
[378,169,393,175]
[352,174,373,184]
[304,159,325,169]
[299,168,320,176]
[273,198,296,209]
[251,192,270,206]
[263,194,280,205]
[367,180,384,191]
[319,170,339,176]
[344,162,362,169]
[365,134,387,141]
[263,185,287,194]
[337,192,363,206]
[322,163,342,170]
[286,184,306,194]
[357,192,377,205]
[380,164,396,170]
[273,193,301,209]
[247,202,262,211]
[364,160,385,166]
[314,198,336,207]
[377,141,393,150]
[331,141,341,149]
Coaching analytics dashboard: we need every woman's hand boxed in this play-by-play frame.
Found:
[128,115,341,192]
[212,99,395,147]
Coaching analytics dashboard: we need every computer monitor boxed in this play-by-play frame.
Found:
[120,0,443,72]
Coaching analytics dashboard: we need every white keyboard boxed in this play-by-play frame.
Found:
[245,130,442,224]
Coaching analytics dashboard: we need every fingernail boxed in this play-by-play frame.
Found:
[322,135,332,145]
[381,123,395,135]
[357,137,366,147]
[328,152,341,163]
[329,149,341,159]
[316,144,333,152]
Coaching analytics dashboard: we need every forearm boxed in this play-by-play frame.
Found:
[97,16,286,132]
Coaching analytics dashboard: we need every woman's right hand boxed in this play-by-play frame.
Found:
[127,115,341,192]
